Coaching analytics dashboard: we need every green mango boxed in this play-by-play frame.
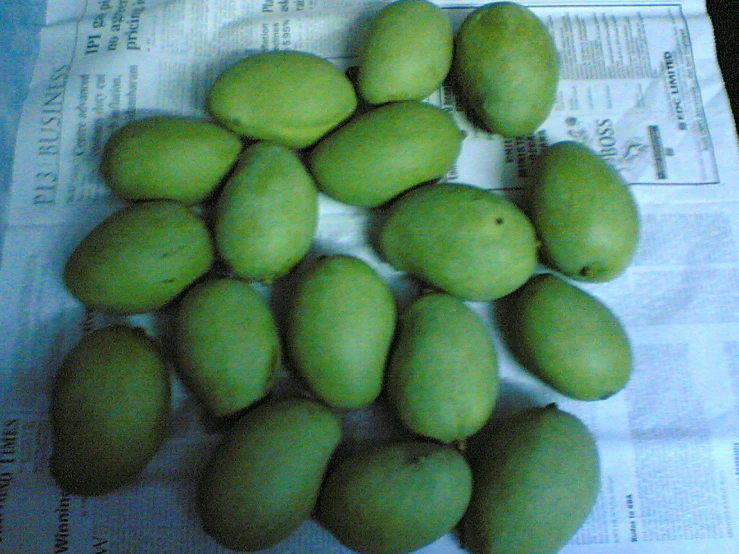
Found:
[308,101,464,207]
[358,0,453,104]
[286,255,396,409]
[453,2,559,137]
[174,278,281,418]
[378,182,537,300]
[208,50,357,149]
[462,404,601,554]
[198,398,342,552]
[50,325,171,496]
[63,200,214,314]
[386,293,498,443]
[215,142,319,282]
[504,273,632,400]
[529,140,640,282]
[100,116,242,205]
[318,441,472,554]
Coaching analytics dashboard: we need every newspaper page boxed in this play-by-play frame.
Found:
[1,0,738,552]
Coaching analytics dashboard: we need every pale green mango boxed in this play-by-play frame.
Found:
[462,404,601,554]
[208,50,357,149]
[505,273,632,400]
[386,293,498,442]
[63,200,214,314]
[318,441,472,554]
[378,182,537,300]
[308,101,464,207]
[358,0,453,104]
[529,140,640,282]
[386,294,499,442]
[215,142,318,282]
[453,2,559,137]
[101,116,242,205]
[198,398,342,552]
[286,255,396,409]
[50,325,171,496]
[174,278,281,418]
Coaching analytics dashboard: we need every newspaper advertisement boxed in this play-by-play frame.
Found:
[1,0,738,552]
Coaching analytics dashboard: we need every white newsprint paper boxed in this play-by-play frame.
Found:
[1,0,738,552]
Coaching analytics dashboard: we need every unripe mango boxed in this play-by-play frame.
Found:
[286,255,396,409]
[308,101,464,207]
[318,441,472,554]
[63,200,214,314]
[215,142,319,282]
[208,50,357,149]
[101,116,242,205]
[50,325,171,496]
[504,273,632,400]
[174,279,281,418]
[453,2,559,137]
[462,404,601,554]
[378,182,537,300]
[529,140,640,282]
[358,0,453,104]
[386,293,498,442]
[198,398,342,552]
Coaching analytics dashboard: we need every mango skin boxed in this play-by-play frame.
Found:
[286,255,396,410]
[101,116,242,205]
[529,140,640,282]
[63,200,214,314]
[462,404,601,554]
[208,50,357,149]
[386,293,498,443]
[215,142,318,282]
[378,182,538,300]
[358,0,453,104]
[505,273,632,400]
[453,2,559,137]
[174,279,281,419]
[198,398,342,552]
[308,101,464,207]
[318,441,472,554]
[50,325,171,496]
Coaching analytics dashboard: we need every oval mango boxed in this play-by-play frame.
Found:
[101,116,242,205]
[50,325,171,496]
[198,398,342,552]
[308,101,464,207]
[174,278,281,418]
[285,255,396,410]
[358,0,453,104]
[378,182,537,300]
[528,140,640,282]
[215,141,319,282]
[63,200,214,314]
[504,273,633,400]
[386,293,499,443]
[318,441,472,554]
[208,50,357,149]
[453,2,559,137]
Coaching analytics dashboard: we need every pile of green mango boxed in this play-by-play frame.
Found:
[50,1,643,553]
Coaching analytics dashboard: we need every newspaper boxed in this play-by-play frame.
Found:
[1,0,738,552]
